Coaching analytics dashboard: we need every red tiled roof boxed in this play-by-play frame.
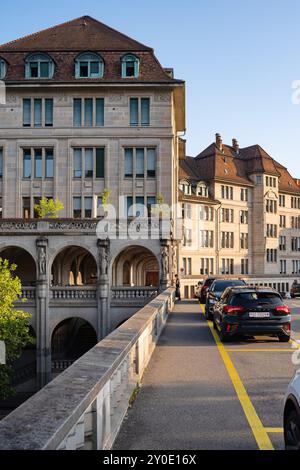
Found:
[0,16,181,84]
[182,141,300,194]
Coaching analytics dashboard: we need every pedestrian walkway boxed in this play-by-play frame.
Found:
[114,300,257,450]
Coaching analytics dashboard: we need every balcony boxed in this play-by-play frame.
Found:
[111,287,159,307]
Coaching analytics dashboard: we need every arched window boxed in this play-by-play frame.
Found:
[0,59,7,79]
[197,183,208,197]
[121,54,140,78]
[179,180,192,195]
[75,52,104,78]
[25,53,54,79]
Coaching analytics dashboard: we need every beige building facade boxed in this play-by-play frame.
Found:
[0,16,185,387]
[179,134,300,298]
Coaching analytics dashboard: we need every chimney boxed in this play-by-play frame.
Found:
[215,133,223,151]
[232,138,239,155]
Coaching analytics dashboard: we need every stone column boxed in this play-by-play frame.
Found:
[36,237,51,389]
[160,240,171,291]
[97,239,110,340]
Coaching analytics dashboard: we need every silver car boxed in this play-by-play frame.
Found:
[284,368,300,450]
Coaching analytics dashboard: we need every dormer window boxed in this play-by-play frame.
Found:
[179,181,192,195]
[75,52,104,78]
[0,59,7,79]
[121,54,139,78]
[25,53,54,79]
[197,183,208,197]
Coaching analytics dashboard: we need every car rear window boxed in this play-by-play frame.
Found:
[212,280,245,291]
[230,292,282,307]
[204,279,215,287]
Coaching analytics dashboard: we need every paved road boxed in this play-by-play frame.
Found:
[114,299,300,451]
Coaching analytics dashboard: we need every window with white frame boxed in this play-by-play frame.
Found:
[221,185,233,200]
[221,208,234,223]
[240,188,249,202]
[240,233,248,250]
[197,183,208,197]
[221,258,234,275]
[241,259,249,275]
[221,232,234,249]
[199,205,214,221]
[200,258,214,275]
[199,230,214,248]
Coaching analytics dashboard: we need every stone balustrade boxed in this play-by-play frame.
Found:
[50,287,97,300]
[18,287,36,300]
[111,287,159,300]
[0,218,172,238]
[0,288,175,450]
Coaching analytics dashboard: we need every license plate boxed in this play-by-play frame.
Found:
[249,312,270,318]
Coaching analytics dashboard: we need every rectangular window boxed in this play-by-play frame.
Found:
[147,148,156,178]
[130,97,150,126]
[34,149,42,178]
[221,258,234,275]
[45,99,53,127]
[73,149,82,178]
[95,148,105,178]
[240,210,249,224]
[40,62,49,78]
[84,197,93,218]
[240,233,249,250]
[0,148,3,178]
[141,98,150,126]
[130,98,139,126]
[0,198,2,219]
[279,236,287,251]
[23,99,31,127]
[136,197,145,217]
[23,150,31,178]
[136,148,145,178]
[73,99,82,127]
[73,197,82,218]
[34,99,42,127]
[241,259,249,275]
[45,149,54,178]
[23,197,31,219]
[125,148,133,177]
[85,148,93,178]
[147,196,156,216]
[96,98,104,127]
[84,98,93,127]
[127,196,134,217]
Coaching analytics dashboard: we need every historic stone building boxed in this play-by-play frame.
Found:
[0,16,185,387]
[179,134,300,298]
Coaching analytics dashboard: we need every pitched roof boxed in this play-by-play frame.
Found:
[182,140,300,194]
[0,16,182,84]
[0,16,151,52]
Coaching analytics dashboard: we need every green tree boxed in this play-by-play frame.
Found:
[0,259,34,399]
[34,197,64,219]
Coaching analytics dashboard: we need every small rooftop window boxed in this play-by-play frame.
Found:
[121,54,139,78]
[0,59,7,79]
[75,52,104,78]
[25,53,54,79]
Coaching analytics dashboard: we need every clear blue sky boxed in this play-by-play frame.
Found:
[1,0,300,176]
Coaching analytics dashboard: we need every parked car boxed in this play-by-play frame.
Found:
[213,286,291,342]
[196,277,217,304]
[205,279,246,319]
[284,370,300,450]
[291,283,300,298]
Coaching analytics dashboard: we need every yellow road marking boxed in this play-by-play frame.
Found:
[290,339,300,349]
[200,305,274,451]
[226,349,292,353]
[265,428,283,434]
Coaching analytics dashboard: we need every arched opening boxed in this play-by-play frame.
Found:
[51,246,97,286]
[0,246,36,286]
[51,318,97,364]
[12,326,37,388]
[112,246,159,287]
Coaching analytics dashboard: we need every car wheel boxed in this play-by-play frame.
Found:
[285,409,300,450]
[205,306,212,321]
[278,333,291,343]
[219,322,230,342]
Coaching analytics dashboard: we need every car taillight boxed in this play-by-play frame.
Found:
[275,305,290,315]
[223,305,245,314]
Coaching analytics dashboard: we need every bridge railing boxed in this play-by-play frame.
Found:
[0,288,175,450]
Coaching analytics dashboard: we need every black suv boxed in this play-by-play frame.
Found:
[213,286,291,342]
[291,283,300,298]
[205,279,246,319]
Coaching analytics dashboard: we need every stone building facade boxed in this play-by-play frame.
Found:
[0,16,185,387]
[179,134,300,298]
